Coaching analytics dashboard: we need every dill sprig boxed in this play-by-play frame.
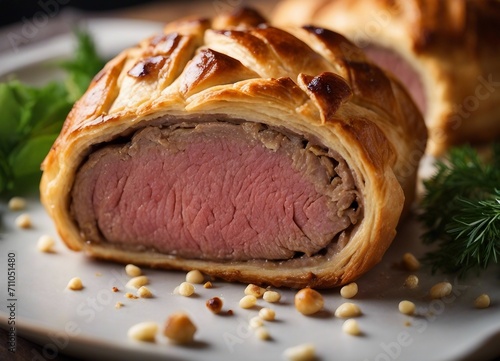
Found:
[419,143,500,277]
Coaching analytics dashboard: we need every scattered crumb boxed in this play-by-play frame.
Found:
[163,312,197,344]
[206,297,223,314]
[334,303,362,318]
[429,282,452,299]
[342,319,361,336]
[186,270,205,284]
[295,288,324,315]
[402,253,420,271]
[125,292,138,299]
[112,287,119,292]
[125,264,142,277]
[15,213,32,229]
[67,277,83,291]
[115,302,124,309]
[177,282,195,297]
[404,275,419,289]
[249,316,264,329]
[340,283,358,299]
[283,343,316,361]
[263,290,281,303]
[239,295,257,309]
[37,235,55,253]
[259,307,276,321]
[127,321,158,342]
[203,281,213,289]
[8,197,27,211]
[137,286,153,298]
[255,326,271,340]
[474,294,491,309]
[398,300,416,315]
[126,276,149,289]
[244,284,266,298]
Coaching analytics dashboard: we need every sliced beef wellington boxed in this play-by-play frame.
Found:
[40,8,426,288]
[273,0,500,155]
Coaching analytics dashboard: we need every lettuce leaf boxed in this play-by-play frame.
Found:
[0,30,104,196]
[0,81,72,194]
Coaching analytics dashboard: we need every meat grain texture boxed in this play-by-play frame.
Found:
[40,8,427,288]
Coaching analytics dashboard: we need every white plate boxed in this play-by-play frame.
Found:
[0,18,499,361]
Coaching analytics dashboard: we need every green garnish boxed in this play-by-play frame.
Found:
[419,144,500,277]
[0,81,73,194]
[59,30,106,102]
[0,30,104,195]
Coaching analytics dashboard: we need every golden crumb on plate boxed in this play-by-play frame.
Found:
[67,277,83,291]
[295,288,324,315]
[8,197,27,211]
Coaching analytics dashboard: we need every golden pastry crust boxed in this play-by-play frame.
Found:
[273,0,500,155]
[40,8,426,288]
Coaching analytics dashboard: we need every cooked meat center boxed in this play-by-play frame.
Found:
[71,122,361,261]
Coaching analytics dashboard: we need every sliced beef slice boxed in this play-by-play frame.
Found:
[71,121,361,261]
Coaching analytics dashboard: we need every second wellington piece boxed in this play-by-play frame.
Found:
[274,0,500,155]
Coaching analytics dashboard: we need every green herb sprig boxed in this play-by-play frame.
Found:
[59,30,105,102]
[0,30,104,195]
[419,144,500,277]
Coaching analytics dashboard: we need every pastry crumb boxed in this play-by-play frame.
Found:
[239,295,257,309]
[15,213,32,229]
[402,252,420,271]
[283,343,316,361]
[342,319,361,336]
[163,312,197,344]
[37,235,55,253]
[125,264,142,277]
[128,321,158,342]
[126,275,149,289]
[404,275,419,289]
[67,277,83,291]
[137,286,153,298]
[263,290,281,303]
[335,302,362,318]
[244,284,266,298]
[295,288,324,315]
[186,270,205,284]
[254,326,271,340]
[8,197,27,211]
[125,292,138,299]
[429,282,452,299]
[206,297,223,314]
[474,294,490,309]
[340,282,358,299]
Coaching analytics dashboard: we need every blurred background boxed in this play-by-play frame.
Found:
[0,0,275,53]
[0,0,275,26]
[1,0,161,27]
